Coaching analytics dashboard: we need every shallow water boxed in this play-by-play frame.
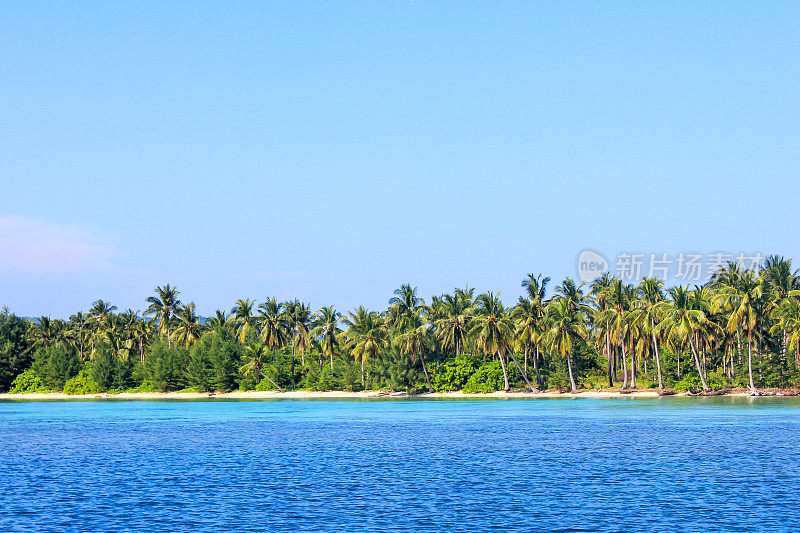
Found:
[1,397,798,532]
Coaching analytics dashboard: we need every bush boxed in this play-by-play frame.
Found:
[0,310,33,392]
[463,360,507,393]
[10,369,48,393]
[186,333,242,392]
[431,356,477,392]
[63,369,100,395]
[31,343,81,390]
[142,341,189,392]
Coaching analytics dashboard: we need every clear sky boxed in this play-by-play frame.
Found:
[2,2,799,317]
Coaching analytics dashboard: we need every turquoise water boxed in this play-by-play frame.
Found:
[1,397,799,532]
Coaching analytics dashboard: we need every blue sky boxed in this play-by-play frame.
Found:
[2,2,799,316]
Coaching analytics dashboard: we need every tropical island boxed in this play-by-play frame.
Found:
[2,256,799,399]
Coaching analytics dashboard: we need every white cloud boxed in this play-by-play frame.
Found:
[0,217,118,274]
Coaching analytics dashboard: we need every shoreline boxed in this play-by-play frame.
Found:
[1,388,794,401]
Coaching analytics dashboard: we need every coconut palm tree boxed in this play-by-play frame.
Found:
[772,297,800,367]
[241,342,283,392]
[590,273,616,387]
[174,302,203,348]
[470,292,514,391]
[713,269,763,393]
[433,291,472,357]
[659,286,714,392]
[635,277,666,390]
[145,285,181,348]
[258,298,287,361]
[230,299,256,344]
[311,306,341,370]
[283,300,312,385]
[542,298,588,393]
[394,314,434,390]
[341,307,389,387]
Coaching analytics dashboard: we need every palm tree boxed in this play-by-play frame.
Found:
[387,283,425,330]
[772,297,800,367]
[341,307,389,387]
[762,256,800,362]
[470,292,515,391]
[174,302,203,348]
[433,291,472,357]
[542,298,588,393]
[208,310,232,335]
[311,306,341,370]
[230,299,256,344]
[394,314,434,390]
[635,277,666,390]
[258,298,287,361]
[240,342,283,392]
[713,270,763,393]
[283,300,312,385]
[145,285,181,348]
[590,273,615,387]
[659,286,713,392]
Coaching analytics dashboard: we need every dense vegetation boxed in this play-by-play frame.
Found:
[3,256,800,395]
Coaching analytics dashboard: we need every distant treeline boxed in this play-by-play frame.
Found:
[2,256,799,395]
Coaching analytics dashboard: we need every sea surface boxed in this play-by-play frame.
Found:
[1,397,799,532]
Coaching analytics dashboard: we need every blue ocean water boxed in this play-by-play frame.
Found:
[1,397,799,532]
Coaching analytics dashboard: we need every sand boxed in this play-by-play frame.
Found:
[0,389,766,401]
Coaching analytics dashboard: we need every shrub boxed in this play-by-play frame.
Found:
[463,361,507,393]
[31,343,81,390]
[142,341,189,392]
[63,369,100,395]
[431,356,477,392]
[10,369,47,393]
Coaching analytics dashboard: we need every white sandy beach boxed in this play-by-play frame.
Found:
[0,389,767,401]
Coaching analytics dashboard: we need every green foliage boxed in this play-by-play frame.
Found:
[32,343,81,390]
[369,347,425,392]
[63,369,100,395]
[142,341,189,392]
[10,369,48,393]
[431,356,477,391]
[0,310,32,392]
[187,333,242,391]
[463,360,507,393]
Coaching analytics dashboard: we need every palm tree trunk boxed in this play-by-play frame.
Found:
[605,325,613,387]
[566,351,577,393]
[418,348,432,391]
[291,340,296,387]
[621,340,628,389]
[260,370,284,393]
[507,347,536,392]
[534,346,541,389]
[497,351,510,391]
[747,329,756,393]
[361,357,365,388]
[688,337,709,392]
[330,352,334,371]
[651,318,664,390]
[523,344,529,379]
[630,341,636,389]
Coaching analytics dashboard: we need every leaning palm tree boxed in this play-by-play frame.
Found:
[240,342,283,392]
[341,307,389,387]
[542,297,588,393]
[712,269,763,393]
[311,306,341,370]
[145,285,181,348]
